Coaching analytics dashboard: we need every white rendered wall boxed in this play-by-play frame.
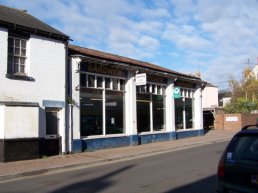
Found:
[4,106,39,139]
[0,30,66,142]
[0,105,4,138]
[202,86,218,108]
[0,34,66,104]
[194,87,203,129]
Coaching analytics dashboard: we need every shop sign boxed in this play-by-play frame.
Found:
[226,117,238,122]
[175,81,196,89]
[85,64,127,77]
[135,73,147,86]
[173,87,181,98]
[147,75,167,84]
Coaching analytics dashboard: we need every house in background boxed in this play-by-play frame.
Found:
[0,5,69,162]
[202,82,219,129]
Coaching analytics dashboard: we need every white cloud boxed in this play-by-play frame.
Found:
[2,0,258,90]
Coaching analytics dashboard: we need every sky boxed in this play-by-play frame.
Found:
[1,0,258,90]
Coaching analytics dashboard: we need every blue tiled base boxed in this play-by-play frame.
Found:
[82,136,131,152]
[139,132,173,145]
[72,139,82,153]
[176,129,204,139]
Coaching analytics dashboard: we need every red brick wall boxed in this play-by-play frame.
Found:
[214,113,258,131]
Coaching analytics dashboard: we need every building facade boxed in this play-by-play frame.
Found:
[0,6,69,162]
[68,45,205,153]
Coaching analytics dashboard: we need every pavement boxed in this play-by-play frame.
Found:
[0,130,237,182]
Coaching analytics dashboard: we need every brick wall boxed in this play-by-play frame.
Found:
[214,113,258,131]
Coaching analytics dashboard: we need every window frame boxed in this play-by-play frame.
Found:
[7,36,28,76]
[175,87,195,130]
[80,73,126,137]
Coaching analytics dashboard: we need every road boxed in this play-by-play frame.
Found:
[0,141,228,193]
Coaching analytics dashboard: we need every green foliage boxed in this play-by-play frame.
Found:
[224,97,258,113]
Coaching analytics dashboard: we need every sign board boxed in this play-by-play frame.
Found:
[135,73,147,86]
[226,117,238,122]
[173,87,181,98]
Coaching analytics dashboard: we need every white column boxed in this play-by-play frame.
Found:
[125,71,137,136]
[70,57,81,152]
[194,86,203,130]
[165,80,175,132]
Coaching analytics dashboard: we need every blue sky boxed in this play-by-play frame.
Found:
[1,0,258,90]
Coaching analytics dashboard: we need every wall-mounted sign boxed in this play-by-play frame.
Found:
[147,75,167,84]
[175,81,196,89]
[173,87,181,98]
[226,117,238,122]
[135,73,147,86]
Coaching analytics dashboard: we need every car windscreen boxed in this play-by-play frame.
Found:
[227,135,258,162]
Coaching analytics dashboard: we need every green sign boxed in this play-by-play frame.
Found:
[173,87,181,98]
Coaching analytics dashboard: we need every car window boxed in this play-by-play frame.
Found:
[227,136,258,162]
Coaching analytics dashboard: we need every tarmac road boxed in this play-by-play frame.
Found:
[0,141,228,193]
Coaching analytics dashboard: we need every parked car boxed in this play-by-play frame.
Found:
[216,125,258,193]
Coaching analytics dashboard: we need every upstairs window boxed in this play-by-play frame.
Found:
[8,37,27,75]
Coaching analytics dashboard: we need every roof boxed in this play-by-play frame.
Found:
[68,44,202,82]
[0,5,69,40]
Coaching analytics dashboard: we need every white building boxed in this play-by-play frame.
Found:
[0,5,69,162]
[68,45,205,152]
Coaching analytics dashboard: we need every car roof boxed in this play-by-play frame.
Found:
[236,125,258,135]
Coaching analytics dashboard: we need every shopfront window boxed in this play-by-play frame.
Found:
[153,95,165,131]
[137,93,151,132]
[175,88,195,130]
[137,84,166,133]
[106,90,125,134]
[80,74,125,136]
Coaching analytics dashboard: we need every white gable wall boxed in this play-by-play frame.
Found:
[202,86,218,108]
[0,33,66,104]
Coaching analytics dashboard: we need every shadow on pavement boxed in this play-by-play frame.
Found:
[50,164,135,193]
[163,175,217,193]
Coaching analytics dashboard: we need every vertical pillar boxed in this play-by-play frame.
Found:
[194,86,204,135]
[166,79,176,140]
[70,57,82,152]
[125,71,138,145]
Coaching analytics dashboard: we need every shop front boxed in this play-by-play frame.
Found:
[68,45,204,153]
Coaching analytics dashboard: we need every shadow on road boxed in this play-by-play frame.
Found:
[50,164,135,193]
[163,175,217,193]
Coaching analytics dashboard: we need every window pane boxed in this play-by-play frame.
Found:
[105,78,111,89]
[80,74,86,87]
[175,98,183,130]
[15,48,20,55]
[120,79,125,91]
[80,89,103,136]
[21,40,26,48]
[8,47,14,55]
[15,39,20,47]
[185,98,194,129]
[113,79,118,90]
[97,77,103,88]
[137,93,151,132]
[106,90,124,134]
[8,37,14,46]
[152,85,156,94]
[21,49,26,56]
[153,95,165,131]
[20,65,25,73]
[88,75,95,87]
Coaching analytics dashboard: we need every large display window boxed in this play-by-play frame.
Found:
[80,73,125,136]
[175,88,195,130]
[136,84,166,133]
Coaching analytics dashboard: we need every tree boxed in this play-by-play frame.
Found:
[224,66,258,113]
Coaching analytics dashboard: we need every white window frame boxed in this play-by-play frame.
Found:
[8,36,27,75]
